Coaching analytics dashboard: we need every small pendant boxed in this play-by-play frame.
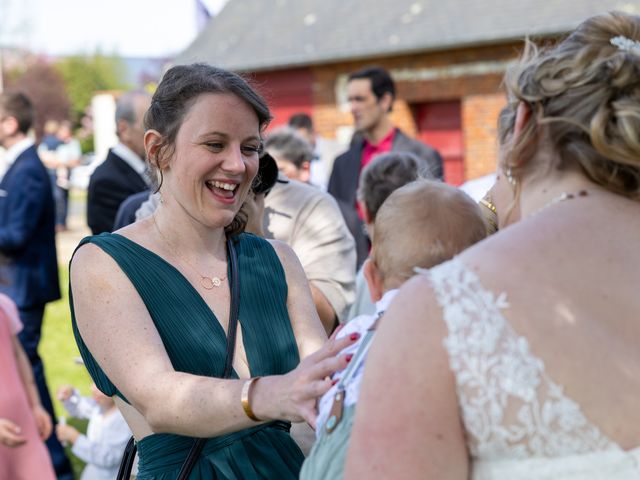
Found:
[325,390,344,434]
[201,276,215,290]
[201,276,222,289]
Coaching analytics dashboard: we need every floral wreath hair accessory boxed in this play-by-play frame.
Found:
[610,35,640,53]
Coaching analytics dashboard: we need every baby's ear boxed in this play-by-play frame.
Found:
[363,258,384,303]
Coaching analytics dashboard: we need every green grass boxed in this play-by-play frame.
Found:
[41,265,91,478]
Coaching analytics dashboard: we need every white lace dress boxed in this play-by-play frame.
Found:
[421,258,640,479]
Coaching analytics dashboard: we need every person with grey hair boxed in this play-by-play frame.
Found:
[87,91,151,234]
[264,127,314,183]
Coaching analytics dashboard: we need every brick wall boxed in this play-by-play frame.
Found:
[462,93,507,179]
[262,41,521,181]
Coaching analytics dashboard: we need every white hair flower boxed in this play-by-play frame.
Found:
[610,35,640,53]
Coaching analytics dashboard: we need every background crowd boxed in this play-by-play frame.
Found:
[0,7,638,480]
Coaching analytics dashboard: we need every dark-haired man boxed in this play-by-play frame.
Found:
[328,66,443,268]
[0,91,73,479]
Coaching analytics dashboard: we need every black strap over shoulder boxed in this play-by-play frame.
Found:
[116,436,137,480]
[117,235,241,480]
[223,236,241,379]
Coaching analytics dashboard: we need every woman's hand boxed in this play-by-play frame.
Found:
[0,418,27,447]
[32,405,52,440]
[56,423,81,445]
[252,327,359,428]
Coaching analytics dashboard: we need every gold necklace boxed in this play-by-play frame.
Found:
[152,214,227,290]
[532,190,589,216]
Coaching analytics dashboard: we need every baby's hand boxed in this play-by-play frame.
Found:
[56,423,80,444]
[56,385,74,401]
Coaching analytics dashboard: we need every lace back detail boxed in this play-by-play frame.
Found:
[420,258,617,460]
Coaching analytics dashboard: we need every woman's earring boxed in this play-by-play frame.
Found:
[505,167,517,188]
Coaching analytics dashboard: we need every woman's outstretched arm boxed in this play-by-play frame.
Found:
[344,274,469,479]
[71,243,354,437]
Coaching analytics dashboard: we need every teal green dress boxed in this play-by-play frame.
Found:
[70,233,304,479]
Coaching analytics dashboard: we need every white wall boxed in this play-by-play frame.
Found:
[92,92,117,165]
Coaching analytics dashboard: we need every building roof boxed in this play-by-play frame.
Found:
[176,0,638,71]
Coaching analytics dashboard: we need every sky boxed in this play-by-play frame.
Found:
[0,0,228,58]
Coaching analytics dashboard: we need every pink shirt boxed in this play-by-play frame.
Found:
[357,128,396,219]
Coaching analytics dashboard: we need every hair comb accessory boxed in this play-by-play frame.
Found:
[610,35,640,54]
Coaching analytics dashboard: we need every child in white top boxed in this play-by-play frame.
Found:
[301,180,488,479]
[56,383,132,480]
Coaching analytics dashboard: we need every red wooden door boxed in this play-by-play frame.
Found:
[413,101,464,185]
[251,69,314,129]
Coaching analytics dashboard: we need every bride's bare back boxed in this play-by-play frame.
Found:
[461,191,640,452]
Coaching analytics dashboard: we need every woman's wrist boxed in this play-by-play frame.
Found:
[247,375,280,422]
[241,377,262,421]
[29,393,44,411]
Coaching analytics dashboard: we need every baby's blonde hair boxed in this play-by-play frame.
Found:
[372,180,486,290]
[499,11,640,199]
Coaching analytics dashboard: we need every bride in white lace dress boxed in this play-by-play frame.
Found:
[344,11,640,479]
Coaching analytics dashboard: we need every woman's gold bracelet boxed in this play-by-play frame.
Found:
[241,377,262,422]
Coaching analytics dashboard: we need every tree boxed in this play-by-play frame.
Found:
[5,60,70,140]
[55,53,130,122]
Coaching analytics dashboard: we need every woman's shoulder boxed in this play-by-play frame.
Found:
[239,233,295,264]
[265,238,305,274]
[73,232,127,253]
[234,233,286,262]
[448,223,535,289]
[70,233,141,290]
[232,234,294,283]
[71,234,117,267]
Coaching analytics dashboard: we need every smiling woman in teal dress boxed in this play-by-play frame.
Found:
[69,64,356,479]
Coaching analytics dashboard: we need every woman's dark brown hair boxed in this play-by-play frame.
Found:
[145,63,272,235]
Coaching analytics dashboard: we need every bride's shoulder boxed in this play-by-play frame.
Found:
[452,227,531,286]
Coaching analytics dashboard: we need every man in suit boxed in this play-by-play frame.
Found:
[0,91,73,479]
[328,66,444,268]
[87,91,151,234]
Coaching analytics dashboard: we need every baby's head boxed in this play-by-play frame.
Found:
[364,179,487,301]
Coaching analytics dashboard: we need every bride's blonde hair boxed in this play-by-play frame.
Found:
[499,11,640,200]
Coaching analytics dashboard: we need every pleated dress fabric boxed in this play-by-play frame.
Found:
[70,232,304,479]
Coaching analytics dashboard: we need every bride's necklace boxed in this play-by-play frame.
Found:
[152,214,227,290]
[531,189,589,216]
